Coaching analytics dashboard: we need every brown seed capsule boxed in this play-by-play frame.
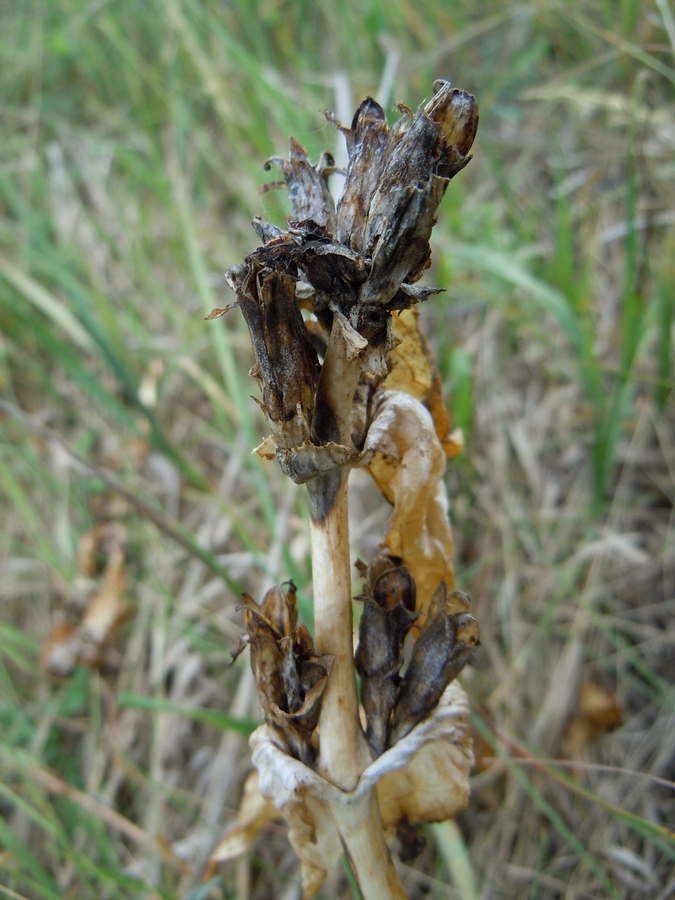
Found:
[360,84,478,306]
[333,97,391,253]
[228,262,319,453]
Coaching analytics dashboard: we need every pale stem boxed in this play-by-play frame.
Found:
[308,474,408,898]
[306,304,409,897]
[308,472,364,791]
[332,791,409,900]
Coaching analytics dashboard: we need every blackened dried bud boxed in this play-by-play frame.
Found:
[360,84,478,305]
[355,552,404,596]
[285,221,367,298]
[371,565,417,613]
[355,564,417,756]
[235,587,333,766]
[227,262,318,452]
[261,138,337,234]
[389,581,480,746]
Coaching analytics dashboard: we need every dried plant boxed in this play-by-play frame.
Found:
[211,80,480,898]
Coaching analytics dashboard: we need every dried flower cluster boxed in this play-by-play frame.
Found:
[212,80,480,898]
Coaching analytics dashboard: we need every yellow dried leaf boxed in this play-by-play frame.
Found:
[376,732,471,827]
[205,302,237,320]
[43,533,131,676]
[253,434,277,459]
[385,308,463,460]
[363,391,457,619]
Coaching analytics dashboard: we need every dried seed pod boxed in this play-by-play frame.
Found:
[271,624,334,765]
[389,582,479,746]
[260,580,298,638]
[331,97,391,253]
[355,564,417,756]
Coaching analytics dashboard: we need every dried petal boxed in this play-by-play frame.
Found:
[262,138,337,233]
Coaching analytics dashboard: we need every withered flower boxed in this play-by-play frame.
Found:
[221,80,478,483]
[235,583,333,766]
[390,582,480,746]
[355,558,417,757]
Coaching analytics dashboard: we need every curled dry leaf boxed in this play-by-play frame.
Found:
[262,138,337,233]
[210,769,279,864]
[362,389,458,619]
[386,307,463,460]
[241,682,472,898]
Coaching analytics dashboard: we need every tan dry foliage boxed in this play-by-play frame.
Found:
[213,682,472,898]
[385,307,463,460]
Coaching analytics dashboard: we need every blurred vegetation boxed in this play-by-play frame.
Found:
[1,1,674,898]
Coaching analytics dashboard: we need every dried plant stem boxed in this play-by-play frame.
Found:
[308,474,408,898]
[332,792,408,900]
[308,473,363,790]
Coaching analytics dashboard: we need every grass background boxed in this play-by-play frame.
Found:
[1,0,674,897]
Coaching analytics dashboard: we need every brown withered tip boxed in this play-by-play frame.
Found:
[424,83,479,158]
